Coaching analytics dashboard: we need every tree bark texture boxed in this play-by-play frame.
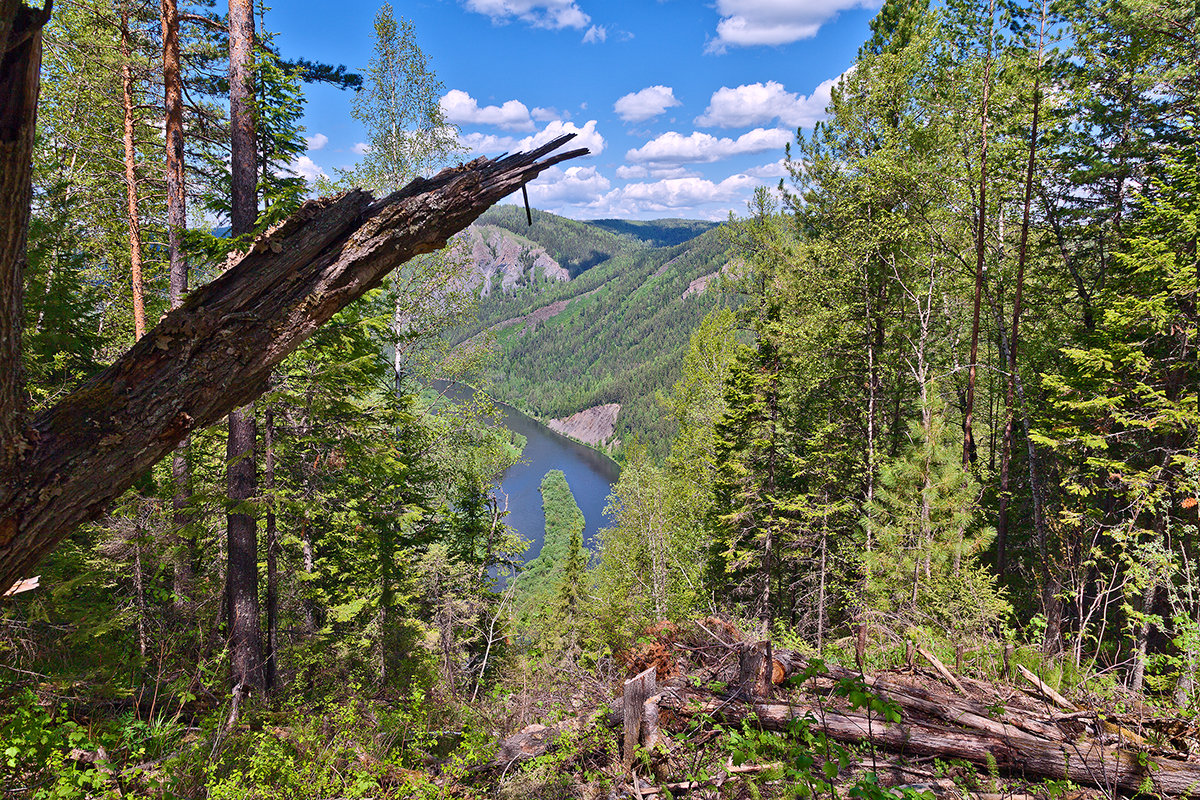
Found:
[963,0,995,469]
[120,7,146,339]
[264,406,277,693]
[161,0,192,612]
[226,406,261,691]
[0,136,587,593]
[0,2,50,478]
[225,0,261,697]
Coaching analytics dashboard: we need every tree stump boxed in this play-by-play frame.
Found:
[623,667,656,769]
[738,640,772,700]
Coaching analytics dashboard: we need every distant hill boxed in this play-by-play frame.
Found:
[448,208,733,456]
[585,218,719,248]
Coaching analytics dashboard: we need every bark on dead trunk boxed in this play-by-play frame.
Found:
[0,136,586,596]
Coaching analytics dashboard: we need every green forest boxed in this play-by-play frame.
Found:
[449,206,730,455]
[1,0,1198,797]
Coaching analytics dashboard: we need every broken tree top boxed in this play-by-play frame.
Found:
[0,135,589,594]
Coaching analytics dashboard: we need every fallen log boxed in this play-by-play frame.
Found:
[0,136,587,592]
[663,690,1200,796]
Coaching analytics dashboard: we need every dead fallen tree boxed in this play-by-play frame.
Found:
[662,688,1200,796]
[492,623,1200,796]
[0,136,587,591]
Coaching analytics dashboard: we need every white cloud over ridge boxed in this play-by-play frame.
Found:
[626,127,790,165]
[695,76,841,129]
[523,165,612,205]
[464,0,589,29]
[707,0,881,52]
[441,89,535,131]
[613,85,681,123]
[305,133,328,151]
[460,119,605,157]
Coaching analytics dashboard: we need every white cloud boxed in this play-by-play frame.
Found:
[532,106,567,121]
[464,0,589,29]
[696,76,841,128]
[615,164,700,180]
[617,173,758,209]
[351,142,370,155]
[626,127,790,165]
[440,89,535,131]
[582,24,606,43]
[524,165,611,205]
[305,133,328,151]
[707,0,880,52]
[288,155,327,183]
[460,119,605,157]
[613,85,681,123]
[743,158,790,178]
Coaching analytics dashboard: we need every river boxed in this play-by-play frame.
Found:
[434,381,621,562]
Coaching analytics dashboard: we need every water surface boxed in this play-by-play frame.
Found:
[435,381,620,561]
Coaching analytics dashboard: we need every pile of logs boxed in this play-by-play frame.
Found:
[493,622,1200,797]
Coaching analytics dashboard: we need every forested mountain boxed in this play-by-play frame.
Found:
[449,207,732,455]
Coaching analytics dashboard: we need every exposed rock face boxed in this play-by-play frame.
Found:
[682,271,718,298]
[461,225,568,296]
[547,403,620,447]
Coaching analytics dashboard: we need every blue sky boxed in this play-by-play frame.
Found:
[274,0,882,221]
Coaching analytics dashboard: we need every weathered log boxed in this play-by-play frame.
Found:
[917,647,968,696]
[0,136,588,592]
[493,723,564,770]
[771,648,806,684]
[663,690,1200,796]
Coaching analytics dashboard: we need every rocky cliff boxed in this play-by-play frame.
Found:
[461,225,568,297]
[547,403,621,447]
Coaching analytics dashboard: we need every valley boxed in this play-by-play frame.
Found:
[448,206,731,456]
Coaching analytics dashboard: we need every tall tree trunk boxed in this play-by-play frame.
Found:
[997,0,1046,578]
[120,7,145,340]
[264,405,277,693]
[0,2,50,484]
[963,0,995,469]
[225,0,263,701]
[161,0,193,616]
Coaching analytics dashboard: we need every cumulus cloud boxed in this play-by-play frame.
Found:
[351,142,370,155]
[464,0,589,29]
[582,24,606,43]
[288,155,327,182]
[532,106,567,121]
[615,164,700,180]
[707,0,880,52]
[696,75,841,129]
[743,158,790,178]
[305,133,328,151]
[613,85,681,123]
[440,89,535,131]
[523,165,611,205]
[626,127,790,165]
[460,119,605,157]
